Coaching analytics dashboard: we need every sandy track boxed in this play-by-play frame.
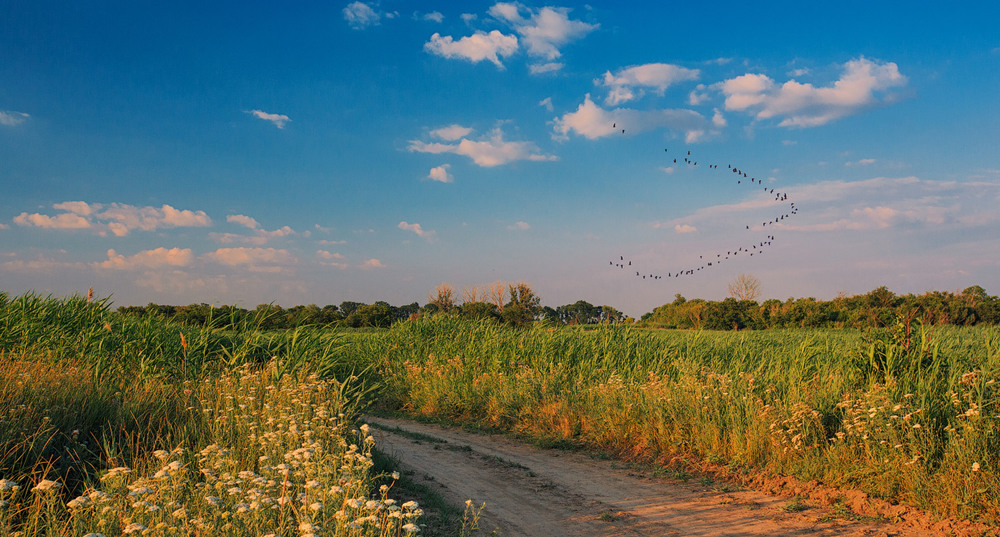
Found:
[368,416,948,537]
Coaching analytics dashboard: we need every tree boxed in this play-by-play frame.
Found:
[728,274,761,302]
[427,282,455,313]
[502,281,541,327]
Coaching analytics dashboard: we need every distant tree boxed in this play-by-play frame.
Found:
[502,281,541,327]
[557,300,600,325]
[459,301,500,321]
[428,282,456,313]
[728,274,761,302]
[599,305,623,323]
[338,301,364,318]
[487,281,507,313]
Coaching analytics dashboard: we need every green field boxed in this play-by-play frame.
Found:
[1,291,998,535]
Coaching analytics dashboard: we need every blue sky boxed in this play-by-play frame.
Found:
[2,1,999,317]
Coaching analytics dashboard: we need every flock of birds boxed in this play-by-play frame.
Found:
[609,125,799,281]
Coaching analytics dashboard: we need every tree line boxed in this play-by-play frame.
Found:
[116,280,1000,331]
[641,285,1000,330]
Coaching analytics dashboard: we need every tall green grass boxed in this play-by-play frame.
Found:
[360,316,999,523]
[0,291,412,536]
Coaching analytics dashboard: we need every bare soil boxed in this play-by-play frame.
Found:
[368,416,996,537]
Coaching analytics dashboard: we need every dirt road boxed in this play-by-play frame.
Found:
[368,416,967,537]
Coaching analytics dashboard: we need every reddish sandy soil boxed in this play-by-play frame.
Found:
[369,416,996,537]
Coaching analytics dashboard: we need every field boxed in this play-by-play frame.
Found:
[1,291,998,535]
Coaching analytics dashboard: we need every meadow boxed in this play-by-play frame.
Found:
[0,291,461,536]
[357,316,999,525]
[2,290,998,535]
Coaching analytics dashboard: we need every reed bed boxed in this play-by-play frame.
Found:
[0,292,423,536]
[364,316,999,523]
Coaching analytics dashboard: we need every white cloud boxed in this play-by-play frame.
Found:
[0,111,29,127]
[14,211,91,230]
[424,30,519,68]
[552,94,709,141]
[720,57,908,128]
[361,258,384,269]
[317,239,347,245]
[461,13,477,24]
[96,247,193,270]
[247,109,290,129]
[227,214,260,229]
[420,11,443,23]
[674,224,698,233]
[529,62,563,74]
[343,1,381,29]
[316,250,345,260]
[427,164,453,183]
[409,126,556,167]
[210,224,295,245]
[202,247,296,272]
[507,221,530,230]
[599,63,700,105]
[712,108,727,128]
[846,158,877,167]
[430,124,473,141]
[398,221,436,241]
[488,3,597,61]
[660,167,675,174]
[538,97,553,111]
[96,203,212,236]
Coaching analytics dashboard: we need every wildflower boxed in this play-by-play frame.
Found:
[32,479,61,493]
[153,450,170,460]
[83,533,106,537]
[972,462,981,472]
[392,471,400,480]
[402,522,420,533]
[67,495,92,509]
[122,523,147,534]
[205,496,223,507]
[0,480,20,494]
[172,508,188,519]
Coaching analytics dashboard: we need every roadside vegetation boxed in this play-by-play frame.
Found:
[3,282,999,534]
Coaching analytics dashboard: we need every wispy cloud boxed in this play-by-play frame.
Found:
[0,111,29,127]
[202,247,296,273]
[343,1,382,29]
[95,247,194,270]
[674,224,697,233]
[246,109,290,129]
[361,258,384,269]
[488,3,597,62]
[720,57,908,127]
[424,30,519,68]
[418,11,443,23]
[599,63,700,106]
[398,221,436,241]
[409,126,556,167]
[552,94,710,142]
[507,221,530,230]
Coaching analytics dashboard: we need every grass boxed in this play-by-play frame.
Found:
[352,315,999,525]
[0,292,439,536]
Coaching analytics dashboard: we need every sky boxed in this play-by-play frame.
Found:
[2,1,999,318]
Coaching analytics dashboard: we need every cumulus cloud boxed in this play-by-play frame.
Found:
[227,214,260,229]
[552,94,710,142]
[488,3,597,61]
[424,30,519,68]
[599,63,700,105]
[361,258,384,269]
[538,97,554,111]
[210,225,295,245]
[202,247,296,272]
[674,224,698,233]
[430,124,473,141]
[409,126,556,167]
[427,164,453,183]
[399,221,436,240]
[720,57,908,127]
[0,111,29,126]
[247,109,290,129]
[507,221,530,230]
[95,247,193,270]
[13,211,91,230]
[97,203,212,236]
[343,1,381,29]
